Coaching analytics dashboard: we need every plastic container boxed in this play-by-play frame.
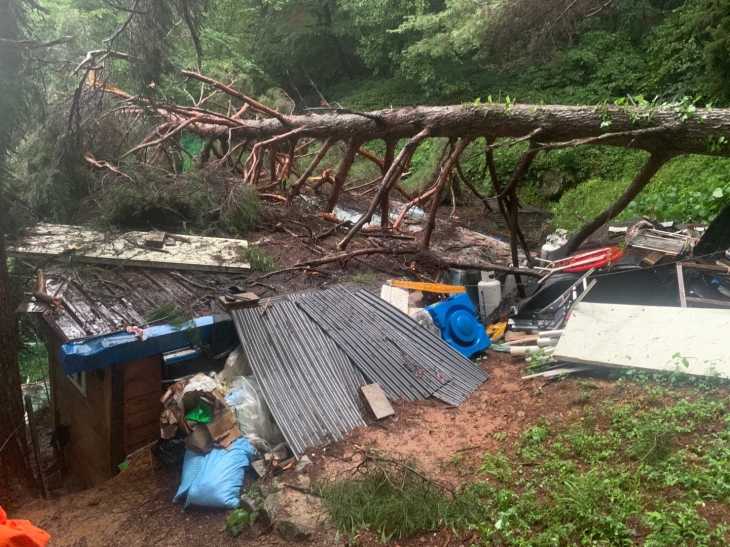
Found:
[478,271,502,320]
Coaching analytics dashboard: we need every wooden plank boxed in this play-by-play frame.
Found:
[124,377,162,400]
[677,263,687,308]
[8,223,250,273]
[554,302,730,378]
[642,250,666,266]
[686,297,730,307]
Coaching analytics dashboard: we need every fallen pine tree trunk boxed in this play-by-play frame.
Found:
[79,69,730,257]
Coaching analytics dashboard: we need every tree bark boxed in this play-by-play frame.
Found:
[326,138,360,212]
[139,96,730,158]
[556,153,673,257]
[379,140,397,228]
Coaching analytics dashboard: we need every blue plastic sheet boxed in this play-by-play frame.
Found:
[173,438,256,509]
[58,316,224,374]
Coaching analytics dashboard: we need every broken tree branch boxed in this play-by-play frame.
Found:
[287,137,335,203]
[338,128,432,250]
[296,247,419,267]
[326,138,361,212]
[423,138,473,248]
[556,152,673,257]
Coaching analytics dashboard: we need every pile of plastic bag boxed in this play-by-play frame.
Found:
[159,346,283,509]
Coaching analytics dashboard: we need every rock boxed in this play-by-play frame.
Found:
[261,493,279,525]
[294,474,311,491]
[275,520,313,542]
[295,455,312,473]
[239,494,258,514]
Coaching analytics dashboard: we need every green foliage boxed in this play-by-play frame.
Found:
[352,272,376,284]
[221,509,257,538]
[459,383,730,546]
[144,302,191,329]
[239,246,276,273]
[220,186,261,235]
[320,455,481,540]
[625,155,730,223]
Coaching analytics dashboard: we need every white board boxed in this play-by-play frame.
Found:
[8,223,250,273]
[554,302,730,378]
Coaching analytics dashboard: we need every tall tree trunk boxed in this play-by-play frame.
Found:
[0,0,41,500]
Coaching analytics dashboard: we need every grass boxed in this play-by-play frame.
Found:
[239,246,277,272]
[319,455,482,541]
[320,372,730,545]
[352,272,377,284]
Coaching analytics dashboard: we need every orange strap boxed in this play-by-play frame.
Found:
[391,280,466,293]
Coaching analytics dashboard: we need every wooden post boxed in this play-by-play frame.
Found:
[24,395,48,499]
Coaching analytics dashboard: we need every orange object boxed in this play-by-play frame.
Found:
[0,507,50,547]
[391,280,466,293]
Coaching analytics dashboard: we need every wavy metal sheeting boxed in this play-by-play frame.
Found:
[355,289,489,405]
[292,286,488,405]
[232,301,366,458]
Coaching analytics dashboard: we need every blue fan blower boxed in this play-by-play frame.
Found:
[425,293,491,358]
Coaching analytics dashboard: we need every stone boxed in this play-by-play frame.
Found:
[295,455,312,473]
[251,459,266,478]
[293,475,311,491]
[239,494,258,514]
[261,493,279,525]
[360,383,395,420]
[275,520,313,542]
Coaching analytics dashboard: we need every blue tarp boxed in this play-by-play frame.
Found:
[59,316,225,374]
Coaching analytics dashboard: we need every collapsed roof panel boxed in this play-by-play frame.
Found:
[18,266,239,343]
[355,289,489,405]
[7,223,250,273]
[232,301,367,458]
[292,286,489,405]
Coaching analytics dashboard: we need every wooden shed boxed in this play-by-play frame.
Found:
[20,266,239,489]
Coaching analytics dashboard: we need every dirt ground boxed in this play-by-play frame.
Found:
[7,193,556,546]
[11,352,609,547]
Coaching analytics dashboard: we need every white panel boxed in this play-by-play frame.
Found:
[554,302,730,378]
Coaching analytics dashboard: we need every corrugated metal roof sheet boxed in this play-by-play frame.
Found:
[291,287,447,401]
[19,266,239,342]
[355,289,489,405]
[292,286,488,405]
[232,301,367,457]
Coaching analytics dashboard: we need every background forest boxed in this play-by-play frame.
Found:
[7,0,730,238]
[5,0,730,387]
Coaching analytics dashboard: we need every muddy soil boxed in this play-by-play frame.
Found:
[12,353,612,547]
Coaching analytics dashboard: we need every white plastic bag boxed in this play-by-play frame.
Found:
[225,376,283,445]
[219,345,251,382]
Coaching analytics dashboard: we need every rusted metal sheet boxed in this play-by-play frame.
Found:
[7,223,250,273]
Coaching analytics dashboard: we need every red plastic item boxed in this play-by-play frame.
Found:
[555,246,624,273]
[0,507,50,547]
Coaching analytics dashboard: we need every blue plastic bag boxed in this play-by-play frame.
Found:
[173,449,205,503]
[174,438,256,509]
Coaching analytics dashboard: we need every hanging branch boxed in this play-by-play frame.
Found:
[180,70,292,125]
[379,139,397,228]
[392,184,439,230]
[287,137,335,203]
[338,128,432,250]
[455,158,493,212]
[422,138,473,248]
[325,137,361,212]
[556,152,673,257]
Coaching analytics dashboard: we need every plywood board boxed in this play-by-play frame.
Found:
[554,302,730,377]
[8,223,250,273]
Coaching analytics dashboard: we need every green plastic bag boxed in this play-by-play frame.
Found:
[185,400,212,423]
